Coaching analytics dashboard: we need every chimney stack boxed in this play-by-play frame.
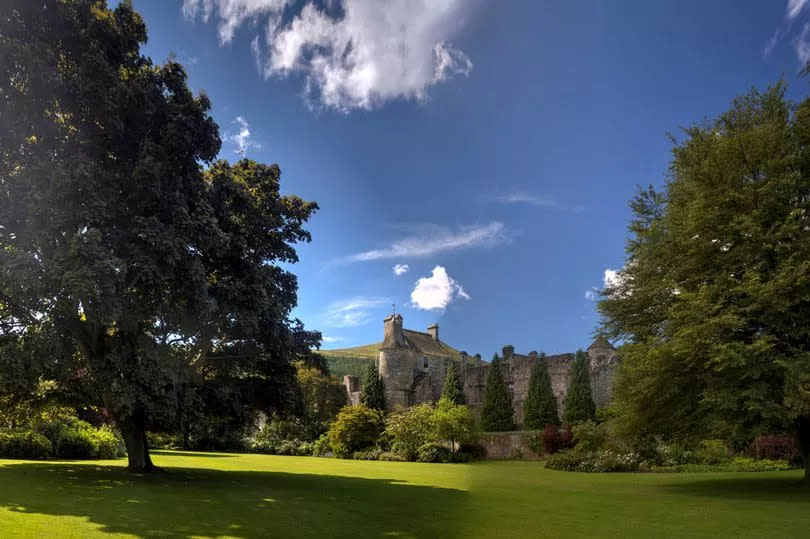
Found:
[427,323,439,341]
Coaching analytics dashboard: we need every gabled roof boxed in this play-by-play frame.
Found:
[402,329,458,358]
[587,335,615,351]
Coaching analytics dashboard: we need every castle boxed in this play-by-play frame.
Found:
[344,314,619,427]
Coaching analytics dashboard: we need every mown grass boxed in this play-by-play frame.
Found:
[0,451,807,538]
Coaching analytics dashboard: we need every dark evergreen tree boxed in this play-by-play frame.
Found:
[441,361,465,405]
[523,352,560,429]
[563,350,596,424]
[481,354,514,431]
[360,361,386,411]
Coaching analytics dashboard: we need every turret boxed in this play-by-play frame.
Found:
[379,314,414,409]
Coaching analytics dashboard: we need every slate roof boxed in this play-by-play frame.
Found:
[402,329,458,358]
[588,335,615,350]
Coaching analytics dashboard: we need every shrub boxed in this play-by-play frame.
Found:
[327,405,384,458]
[416,443,454,463]
[540,425,560,454]
[312,434,331,457]
[352,448,383,460]
[696,439,730,465]
[545,448,640,472]
[571,421,606,453]
[0,431,53,459]
[458,442,486,460]
[384,403,436,460]
[655,442,698,467]
[378,451,408,462]
[650,457,793,473]
[35,418,125,459]
[147,432,182,450]
[752,435,799,463]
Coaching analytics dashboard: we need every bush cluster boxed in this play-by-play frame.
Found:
[243,418,315,456]
[0,419,125,460]
[546,449,641,472]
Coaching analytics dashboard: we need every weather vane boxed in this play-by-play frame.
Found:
[392,303,396,315]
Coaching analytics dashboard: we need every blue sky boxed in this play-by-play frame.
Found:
[133,0,810,357]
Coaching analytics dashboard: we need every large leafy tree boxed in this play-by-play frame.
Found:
[523,352,560,429]
[0,0,318,471]
[441,361,465,405]
[481,354,514,431]
[598,82,810,479]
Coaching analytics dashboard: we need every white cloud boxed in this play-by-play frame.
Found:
[337,222,508,264]
[183,0,475,111]
[603,268,623,289]
[323,296,389,327]
[796,23,810,67]
[495,192,584,213]
[764,28,781,58]
[410,266,469,311]
[393,264,409,276]
[228,116,260,157]
[322,335,345,344]
[584,288,597,301]
[496,193,558,207]
[788,0,809,19]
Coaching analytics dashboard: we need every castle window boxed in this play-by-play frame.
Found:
[422,357,429,369]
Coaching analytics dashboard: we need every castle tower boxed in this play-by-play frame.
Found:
[586,335,618,407]
[378,314,415,409]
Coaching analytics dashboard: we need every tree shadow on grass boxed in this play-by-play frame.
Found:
[662,474,810,502]
[0,461,468,538]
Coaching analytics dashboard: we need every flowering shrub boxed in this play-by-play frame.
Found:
[545,449,640,472]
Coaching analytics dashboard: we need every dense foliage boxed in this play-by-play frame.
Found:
[327,405,385,458]
[0,0,318,471]
[597,82,810,479]
[481,355,514,431]
[523,352,560,428]
[563,351,597,424]
[360,362,386,411]
[441,362,465,405]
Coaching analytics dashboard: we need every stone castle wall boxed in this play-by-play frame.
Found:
[365,316,619,425]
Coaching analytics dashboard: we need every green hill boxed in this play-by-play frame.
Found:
[320,341,462,379]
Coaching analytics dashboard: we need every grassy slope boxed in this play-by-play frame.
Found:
[0,452,808,538]
[321,341,462,379]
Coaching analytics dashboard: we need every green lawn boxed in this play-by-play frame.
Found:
[0,452,807,538]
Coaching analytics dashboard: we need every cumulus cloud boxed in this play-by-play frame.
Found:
[182,0,475,111]
[393,264,409,276]
[410,266,469,311]
[323,296,389,327]
[336,222,508,265]
[603,268,624,289]
[227,116,260,156]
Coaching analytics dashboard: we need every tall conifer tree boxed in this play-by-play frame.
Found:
[441,361,465,405]
[361,361,386,411]
[563,350,596,424]
[523,352,560,428]
[481,354,514,431]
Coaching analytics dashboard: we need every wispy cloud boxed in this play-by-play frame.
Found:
[584,288,598,301]
[410,266,469,311]
[323,296,390,328]
[227,116,261,157]
[495,192,584,213]
[788,0,809,19]
[334,222,508,265]
[182,0,476,111]
[322,335,345,344]
[796,23,810,66]
[764,28,781,58]
[393,264,409,276]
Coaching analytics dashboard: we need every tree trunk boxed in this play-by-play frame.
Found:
[121,411,155,473]
[795,415,810,481]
